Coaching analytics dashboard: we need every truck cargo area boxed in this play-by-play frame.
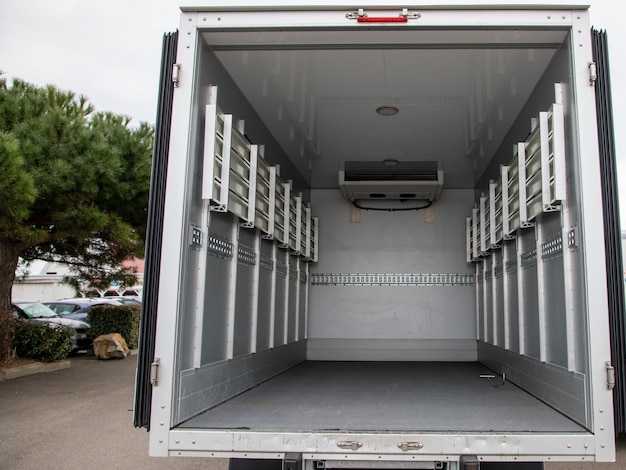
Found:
[179,361,585,433]
[139,3,618,463]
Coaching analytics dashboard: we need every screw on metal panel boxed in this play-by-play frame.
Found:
[602,444,606,448]
[175,440,180,444]
[567,444,571,448]
[584,444,589,449]
[159,440,163,443]
[600,409,604,413]
[562,16,566,19]
[601,427,605,430]
[160,422,164,426]
[192,440,196,444]
[161,405,165,409]
[547,15,551,19]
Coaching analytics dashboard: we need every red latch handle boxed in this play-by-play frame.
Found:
[357,16,408,23]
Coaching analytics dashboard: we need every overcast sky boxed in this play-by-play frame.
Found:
[1,0,624,215]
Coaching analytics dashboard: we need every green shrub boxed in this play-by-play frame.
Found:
[14,320,73,362]
[88,304,141,349]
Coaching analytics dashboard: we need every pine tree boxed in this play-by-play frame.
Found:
[0,78,153,361]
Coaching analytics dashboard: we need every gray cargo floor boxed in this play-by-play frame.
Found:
[179,361,586,432]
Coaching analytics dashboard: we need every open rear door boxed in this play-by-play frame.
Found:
[592,28,626,434]
[134,31,178,430]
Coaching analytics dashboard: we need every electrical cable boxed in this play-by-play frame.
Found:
[351,199,433,212]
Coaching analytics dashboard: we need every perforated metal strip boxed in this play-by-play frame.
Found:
[521,249,538,268]
[541,232,563,261]
[237,243,256,266]
[207,233,233,260]
[259,253,273,272]
[311,273,474,287]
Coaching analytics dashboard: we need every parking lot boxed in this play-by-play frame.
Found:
[1,354,626,470]
[0,354,226,470]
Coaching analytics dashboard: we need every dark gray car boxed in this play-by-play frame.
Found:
[43,298,122,323]
[12,300,91,352]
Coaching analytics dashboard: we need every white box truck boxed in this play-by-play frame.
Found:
[134,2,625,468]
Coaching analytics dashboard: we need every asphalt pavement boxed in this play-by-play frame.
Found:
[1,354,626,470]
[0,353,227,470]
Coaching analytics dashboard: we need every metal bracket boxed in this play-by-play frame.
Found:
[336,440,362,451]
[589,62,597,86]
[567,225,579,251]
[172,63,181,87]
[346,8,420,21]
[190,224,203,250]
[607,361,616,391]
[480,372,506,387]
[398,441,423,451]
[150,358,160,386]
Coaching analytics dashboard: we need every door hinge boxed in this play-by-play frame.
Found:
[588,62,597,86]
[172,63,181,87]
[150,358,160,387]
[606,361,615,391]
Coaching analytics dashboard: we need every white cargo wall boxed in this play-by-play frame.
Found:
[164,42,319,427]
[471,37,598,430]
[308,189,476,361]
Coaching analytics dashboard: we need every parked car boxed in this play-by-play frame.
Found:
[12,300,91,352]
[43,298,123,323]
[98,296,141,305]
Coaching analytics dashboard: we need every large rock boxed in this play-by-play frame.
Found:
[93,333,130,360]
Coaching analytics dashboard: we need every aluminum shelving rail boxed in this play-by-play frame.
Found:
[203,85,318,262]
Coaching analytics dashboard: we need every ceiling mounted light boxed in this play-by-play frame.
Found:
[382,159,400,166]
[376,105,399,116]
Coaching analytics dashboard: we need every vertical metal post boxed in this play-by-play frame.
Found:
[284,255,291,345]
[303,261,310,340]
[268,241,277,349]
[250,231,261,354]
[226,218,239,360]
[561,199,577,371]
[517,235,526,356]
[483,261,489,342]
[502,242,511,351]
[535,219,547,362]
[192,210,209,369]
[294,258,301,341]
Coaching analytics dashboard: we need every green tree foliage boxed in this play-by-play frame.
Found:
[13,319,73,362]
[0,78,153,361]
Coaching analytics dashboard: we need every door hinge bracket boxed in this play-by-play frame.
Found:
[606,361,615,391]
[150,358,160,387]
[172,63,181,87]
[588,62,597,86]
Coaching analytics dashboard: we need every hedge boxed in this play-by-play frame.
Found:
[14,319,73,362]
[88,304,141,349]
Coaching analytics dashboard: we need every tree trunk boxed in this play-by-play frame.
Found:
[0,242,21,362]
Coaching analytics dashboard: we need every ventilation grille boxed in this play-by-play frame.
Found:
[338,160,444,201]
[343,161,439,182]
